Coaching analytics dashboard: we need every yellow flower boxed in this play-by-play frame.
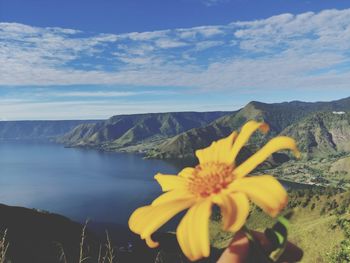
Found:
[129,120,300,261]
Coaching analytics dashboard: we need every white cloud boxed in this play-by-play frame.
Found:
[233,9,350,52]
[0,99,216,120]
[177,25,225,39]
[123,30,170,41]
[117,56,160,65]
[155,38,188,49]
[195,26,225,37]
[50,91,147,97]
[177,29,197,39]
[194,40,224,51]
[0,22,39,36]
[1,8,350,94]
[116,44,155,56]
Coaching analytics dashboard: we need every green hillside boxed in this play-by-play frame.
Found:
[57,112,230,151]
[282,112,350,158]
[330,156,350,176]
[147,97,350,161]
[210,188,350,263]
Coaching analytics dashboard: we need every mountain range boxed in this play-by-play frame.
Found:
[282,111,350,158]
[147,97,350,160]
[56,112,230,152]
[0,120,97,140]
[1,97,350,161]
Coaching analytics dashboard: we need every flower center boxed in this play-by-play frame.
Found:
[188,162,235,197]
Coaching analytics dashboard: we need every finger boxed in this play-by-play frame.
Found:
[217,231,249,263]
[217,230,303,263]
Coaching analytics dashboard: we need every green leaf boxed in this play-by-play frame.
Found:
[266,214,292,262]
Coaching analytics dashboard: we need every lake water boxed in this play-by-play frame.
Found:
[0,141,180,225]
[0,141,316,230]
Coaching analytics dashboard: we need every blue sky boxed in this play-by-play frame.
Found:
[1,0,350,120]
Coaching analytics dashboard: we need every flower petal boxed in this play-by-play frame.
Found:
[195,142,216,164]
[213,192,250,232]
[178,167,195,178]
[154,173,188,192]
[233,136,300,178]
[195,132,238,164]
[152,189,195,206]
[216,132,239,163]
[229,175,288,217]
[128,206,154,234]
[145,236,159,248]
[176,199,212,261]
[231,121,269,163]
[177,204,193,260]
[128,198,195,243]
[139,199,195,240]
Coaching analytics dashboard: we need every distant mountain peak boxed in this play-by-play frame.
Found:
[245,100,267,107]
[147,96,350,160]
[57,111,231,150]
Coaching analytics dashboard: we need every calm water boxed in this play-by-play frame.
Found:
[0,141,180,225]
[0,141,317,229]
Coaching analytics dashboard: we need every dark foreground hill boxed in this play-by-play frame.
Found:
[0,204,220,263]
[0,204,99,262]
[0,204,159,263]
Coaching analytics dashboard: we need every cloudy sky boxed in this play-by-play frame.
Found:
[1,0,350,120]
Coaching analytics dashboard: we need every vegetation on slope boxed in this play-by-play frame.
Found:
[211,188,350,263]
[57,112,230,151]
[282,112,350,158]
[330,156,350,176]
[147,97,350,161]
